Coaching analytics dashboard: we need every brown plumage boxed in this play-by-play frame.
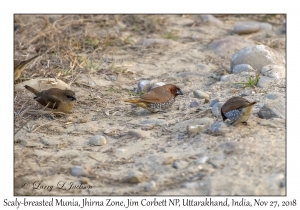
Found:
[24,85,76,113]
[221,96,257,125]
[14,55,40,80]
[124,84,183,112]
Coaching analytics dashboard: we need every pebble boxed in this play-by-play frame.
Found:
[210,121,230,134]
[89,135,107,146]
[282,19,286,33]
[200,15,223,26]
[163,156,175,165]
[137,80,153,93]
[260,65,286,79]
[145,181,156,191]
[140,119,167,125]
[209,36,255,59]
[172,160,189,169]
[174,118,214,132]
[258,104,285,119]
[71,166,89,177]
[193,90,210,103]
[220,75,229,82]
[81,118,88,123]
[127,130,151,139]
[258,22,272,31]
[187,124,206,137]
[190,101,200,108]
[232,64,254,74]
[257,76,275,88]
[209,99,219,107]
[151,82,165,89]
[125,171,145,184]
[230,45,285,72]
[233,22,260,34]
[211,102,224,117]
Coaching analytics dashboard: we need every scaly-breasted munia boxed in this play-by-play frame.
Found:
[124,84,183,113]
[24,85,77,113]
[221,96,256,125]
[14,54,40,80]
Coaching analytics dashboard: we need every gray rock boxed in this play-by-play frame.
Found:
[193,90,210,102]
[190,101,200,108]
[231,45,285,72]
[187,124,206,137]
[233,22,260,34]
[260,65,286,79]
[210,99,219,107]
[209,36,255,59]
[89,135,107,146]
[211,102,224,117]
[258,104,285,119]
[257,76,275,88]
[282,19,286,33]
[259,22,273,31]
[137,80,153,93]
[220,75,229,82]
[125,171,145,184]
[173,160,189,169]
[127,130,151,139]
[210,121,230,134]
[145,181,156,191]
[141,119,167,125]
[232,64,254,74]
[174,117,214,131]
[71,166,89,177]
[200,15,223,26]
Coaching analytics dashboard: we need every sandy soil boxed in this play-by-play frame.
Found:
[14,14,286,195]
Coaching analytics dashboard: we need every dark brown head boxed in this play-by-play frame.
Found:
[167,84,183,97]
[63,90,77,101]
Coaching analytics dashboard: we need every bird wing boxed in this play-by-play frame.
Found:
[35,93,62,109]
[140,87,171,103]
[222,97,251,112]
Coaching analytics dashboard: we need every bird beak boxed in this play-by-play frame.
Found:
[71,95,77,101]
[176,89,183,95]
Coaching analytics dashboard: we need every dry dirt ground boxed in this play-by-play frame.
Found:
[14,14,286,195]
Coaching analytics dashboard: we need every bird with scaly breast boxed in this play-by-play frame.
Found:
[124,84,183,113]
[24,85,77,113]
[221,96,257,125]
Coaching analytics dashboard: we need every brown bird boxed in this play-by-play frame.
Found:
[221,96,257,125]
[124,84,183,113]
[14,54,40,80]
[24,85,77,113]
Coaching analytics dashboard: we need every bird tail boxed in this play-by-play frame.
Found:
[124,98,147,108]
[24,85,39,95]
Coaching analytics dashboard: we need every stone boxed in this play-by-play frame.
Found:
[125,171,145,184]
[200,15,223,26]
[187,124,206,137]
[89,135,107,146]
[140,119,167,125]
[260,65,286,79]
[210,121,230,134]
[258,104,285,119]
[232,64,254,74]
[145,181,156,191]
[174,118,214,132]
[209,36,255,59]
[193,90,210,102]
[190,101,200,108]
[231,45,285,72]
[257,76,275,88]
[137,80,153,93]
[233,22,260,34]
[71,166,89,177]
[258,22,272,31]
[173,160,189,169]
[127,130,151,139]
[211,102,224,117]
[210,99,219,107]
[163,156,175,165]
